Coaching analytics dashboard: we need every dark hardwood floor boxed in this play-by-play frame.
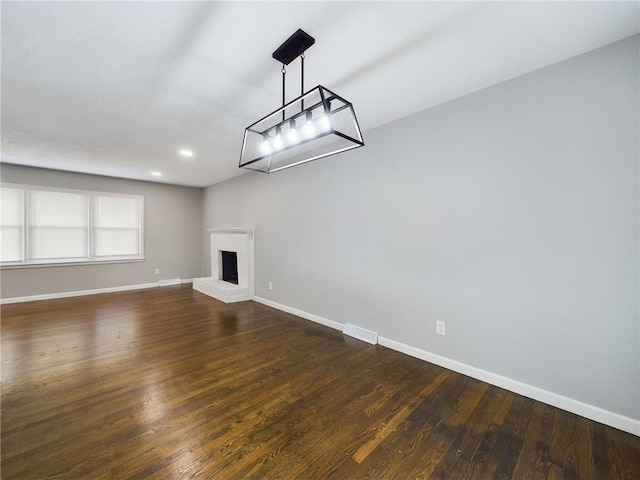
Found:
[1,285,638,479]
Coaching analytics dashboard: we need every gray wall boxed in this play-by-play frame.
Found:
[1,164,203,298]
[202,35,639,420]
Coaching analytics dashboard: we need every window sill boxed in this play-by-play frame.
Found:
[0,258,145,270]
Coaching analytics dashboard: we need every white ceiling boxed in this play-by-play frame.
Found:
[2,1,638,188]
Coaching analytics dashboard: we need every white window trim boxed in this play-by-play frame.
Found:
[1,183,144,269]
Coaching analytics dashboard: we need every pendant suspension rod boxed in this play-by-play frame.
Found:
[300,53,305,112]
[281,64,286,122]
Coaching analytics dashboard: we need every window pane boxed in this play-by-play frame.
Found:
[95,196,139,228]
[30,191,88,259]
[94,196,141,257]
[1,188,23,225]
[30,227,88,259]
[31,191,87,227]
[94,229,139,256]
[1,227,22,262]
[1,188,24,262]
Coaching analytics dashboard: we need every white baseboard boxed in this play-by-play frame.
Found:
[1,282,160,304]
[377,336,639,437]
[253,296,344,331]
[1,278,196,304]
[251,296,639,437]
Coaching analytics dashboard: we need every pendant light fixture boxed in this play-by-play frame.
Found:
[239,29,364,173]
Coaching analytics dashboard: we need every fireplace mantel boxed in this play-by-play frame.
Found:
[193,228,254,303]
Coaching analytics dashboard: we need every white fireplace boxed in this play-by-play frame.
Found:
[193,228,254,303]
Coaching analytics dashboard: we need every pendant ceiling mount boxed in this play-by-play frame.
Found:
[239,29,364,174]
[272,29,315,65]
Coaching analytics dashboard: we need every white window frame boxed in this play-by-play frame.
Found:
[1,183,144,269]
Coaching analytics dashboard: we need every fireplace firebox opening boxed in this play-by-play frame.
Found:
[220,251,239,285]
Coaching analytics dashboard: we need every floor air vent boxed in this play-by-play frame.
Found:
[343,323,378,345]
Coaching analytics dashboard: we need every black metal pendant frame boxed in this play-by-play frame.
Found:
[239,85,364,173]
[239,29,364,174]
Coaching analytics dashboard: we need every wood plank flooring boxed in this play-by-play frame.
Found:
[1,285,638,479]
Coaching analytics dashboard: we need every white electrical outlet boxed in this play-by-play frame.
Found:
[154,268,160,275]
[268,281,273,290]
[436,320,446,336]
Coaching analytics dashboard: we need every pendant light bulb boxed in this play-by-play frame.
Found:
[260,135,273,155]
[286,120,299,144]
[272,127,284,150]
[318,114,331,132]
[302,112,315,138]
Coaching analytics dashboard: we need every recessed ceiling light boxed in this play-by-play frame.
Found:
[179,148,194,158]
[151,171,162,177]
